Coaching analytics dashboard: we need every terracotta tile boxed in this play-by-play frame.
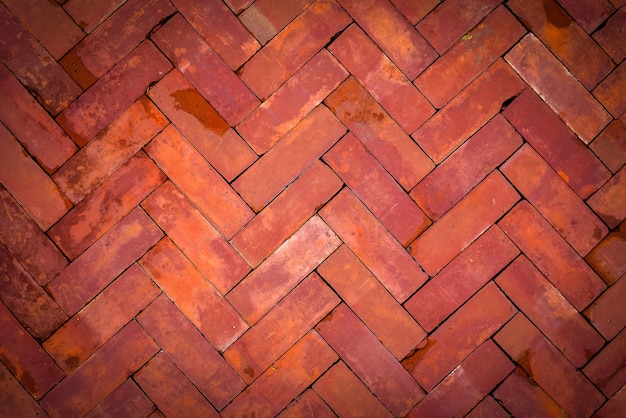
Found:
[595,385,626,418]
[586,232,626,285]
[326,77,434,190]
[239,0,314,44]
[494,370,568,418]
[389,0,438,24]
[590,118,626,173]
[0,362,48,417]
[223,0,254,14]
[584,328,626,397]
[320,189,429,302]
[558,0,615,32]
[63,0,126,33]
[465,396,510,418]
[593,7,626,63]
[588,166,626,229]
[85,379,155,418]
[594,62,626,119]
[584,275,626,340]
[278,389,336,418]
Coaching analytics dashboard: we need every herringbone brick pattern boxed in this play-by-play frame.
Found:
[1,0,625,416]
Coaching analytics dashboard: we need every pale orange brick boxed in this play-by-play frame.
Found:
[584,275,626,340]
[239,0,314,44]
[594,61,626,119]
[0,362,48,417]
[588,166,626,229]
[584,328,626,397]
[85,379,155,418]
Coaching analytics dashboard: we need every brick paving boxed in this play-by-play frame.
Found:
[0,0,625,416]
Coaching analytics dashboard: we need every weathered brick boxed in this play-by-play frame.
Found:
[139,238,248,351]
[320,189,429,302]
[47,207,163,315]
[586,231,626,285]
[146,125,254,238]
[593,7,626,63]
[588,166,626,229]
[594,61,626,119]
[494,370,568,418]
[85,379,155,418]
[227,216,340,324]
[584,275,626,340]
[465,396,510,418]
[326,77,434,190]
[63,0,126,33]
[278,389,336,418]
[239,0,313,44]
[584,328,626,397]
[590,118,626,173]
[223,0,253,13]
[595,385,626,418]
[558,0,615,32]
[389,0,438,24]
[0,362,48,417]
[233,105,345,211]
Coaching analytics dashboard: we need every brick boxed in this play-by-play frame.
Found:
[405,226,519,331]
[0,300,64,399]
[494,314,605,417]
[318,245,426,359]
[410,114,522,219]
[153,14,259,125]
[558,0,615,32]
[63,0,126,33]
[147,70,256,181]
[412,59,524,163]
[0,186,67,284]
[0,65,77,173]
[41,322,158,418]
[590,118,626,173]
[233,105,345,211]
[223,0,253,13]
[53,97,168,204]
[225,274,339,383]
[494,370,569,418]
[239,0,351,99]
[135,352,219,417]
[320,189,429,302]
[137,295,246,410]
[595,385,626,418]
[0,362,48,417]
[227,216,340,324]
[586,232,626,285]
[503,89,611,199]
[85,379,154,418]
[585,275,626,340]
[47,207,163,315]
[146,125,254,238]
[506,34,611,143]
[231,161,342,267]
[594,62,626,119]
[588,166,626,229]
[57,41,171,146]
[338,0,437,79]
[465,397,510,418]
[329,24,434,134]
[278,389,336,418]
[173,0,260,69]
[324,134,431,246]
[389,0,438,24]
[326,78,434,190]
[502,144,608,256]
[313,362,393,417]
[142,181,250,294]
[222,331,338,418]
[594,7,626,63]
[417,0,501,53]
[238,50,348,154]
[410,171,519,275]
[584,328,626,397]
[139,238,248,351]
[239,0,313,44]
[49,152,165,260]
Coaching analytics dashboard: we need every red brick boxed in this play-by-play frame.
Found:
[403,283,516,391]
[0,65,77,173]
[278,389,336,418]
[465,397,510,418]
[238,50,348,154]
[225,274,339,383]
[320,189,429,302]
[63,0,126,33]
[338,0,437,79]
[502,144,608,256]
[239,0,313,44]
[137,295,246,409]
[588,166,626,229]
[0,300,64,399]
[503,89,610,198]
[389,0,438,24]
[53,97,168,204]
[316,304,424,416]
[494,314,605,417]
[173,0,259,69]
[318,245,426,359]
[139,238,248,351]
[594,61,626,119]
[586,232,626,285]
[222,331,338,418]
[405,226,519,331]
[47,207,163,315]
[505,34,611,143]
[584,328,626,397]
[326,77,434,190]
[410,171,519,275]
[494,370,569,418]
[595,385,626,418]
[410,114,522,219]
[584,275,626,340]
[0,186,67,284]
[0,362,48,417]
[233,105,345,211]
[231,161,342,267]
[239,0,351,99]
[590,118,626,173]
[49,152,165,260]
[417,0,501,53]
[558,0,615,32]
[85,379,154,418]
[324,134,431,246]
[227,216,340,324]
[57,41,172,146]
[146,125,254,238]
[594,7,626,63]
[147,70,256,181]
[313,361,393,417]
[223,0,253,13]
[329,24,434,134]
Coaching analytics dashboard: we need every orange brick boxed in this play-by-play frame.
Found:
[584,275,626,340]
[146,125,254,238]
[558,0,615,32]
[227,216,340,324]
[505,34,611,143]
[317,245,426,359]
[47,207,163,315]
[389,0,438,24]
[465,397,510,418]
[326,77,434,190]
[84,379,155,418]
[588,166,626,229]
[590,118,626,173]
[494,370,569,418]
[233,105,346,211]
[49,152,165,260]
[584,328,626,397]
[278,389,335,418]
[0,362,48,417]
[239,0,313,44]
[147,70,256,181]
[137,295,246,409]
[320,189,428,302]
[594,61,626,119]
[139,238,248,351]
[63,0,126,33]
[595,385,626,418]
[593,7,626,62]
[586,231,626,285]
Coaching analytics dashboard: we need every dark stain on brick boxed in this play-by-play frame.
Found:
[170,89,230,136]
[542,0,571,28]
[243,365,255,378]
